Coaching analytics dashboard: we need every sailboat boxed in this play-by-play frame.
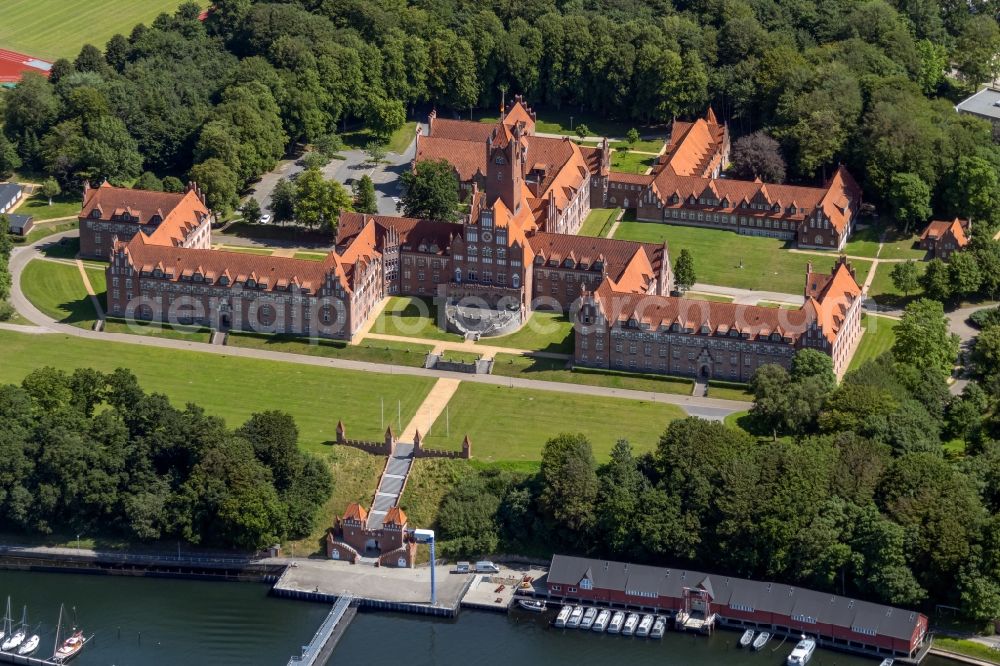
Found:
[51,604,87,663]
[0,597,11,645]
[1,606,27,651]
[18,631,40,656]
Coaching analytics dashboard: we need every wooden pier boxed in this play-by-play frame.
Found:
[286,595,356,666]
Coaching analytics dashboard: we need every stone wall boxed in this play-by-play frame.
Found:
[332,421,395,456]
[412,432,472,460]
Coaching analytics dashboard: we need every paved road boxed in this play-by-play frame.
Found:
[945,302,998,395]
[6,230,748,420]
[248,128,419,219]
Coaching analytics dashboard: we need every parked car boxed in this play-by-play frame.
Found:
[259,214,272,224]
[475,561,501,574]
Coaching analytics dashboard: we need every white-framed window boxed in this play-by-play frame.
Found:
[580,578,593,590]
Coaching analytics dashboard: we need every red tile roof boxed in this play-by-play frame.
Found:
[337,212,462,254]
[920,218,969,247]
[415,135,487,181]
[529,232,666,293]
[383,507,407,526]
[342,502,368,522]
[81,182,211,248]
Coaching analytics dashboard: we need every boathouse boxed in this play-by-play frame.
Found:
[544,555,928,661]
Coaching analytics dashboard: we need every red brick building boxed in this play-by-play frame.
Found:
[574,257,863,381]
[326,503,417,568]
[919,217,970,259]
[544,554,929,661]
[106,216,383,339]
[80,181,213,259]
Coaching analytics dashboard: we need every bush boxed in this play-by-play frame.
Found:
[969,307,1000,330]
[0,301,14,321]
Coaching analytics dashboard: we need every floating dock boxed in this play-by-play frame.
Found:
[0,652,59,666]
[286,595,356,666]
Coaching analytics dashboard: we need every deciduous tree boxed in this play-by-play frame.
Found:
[673,249,696,293]
[399,159,459,222]
[892,298,960,380]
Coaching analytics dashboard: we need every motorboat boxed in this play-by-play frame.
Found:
[786,637,817,665]
[580,607,598,630]
[739,628,755,647]
[517,599,546,613]
[607,611,625,634]
[592,609,611,632]
[636,614,654,637]
[650,616,666,639]
[622,613,640,636]
[555,605,572,628]
[52,630,86,663]
[17,634,39,656]
[753,631,771,650]
[566,606,584,629]
[879,660,894,666]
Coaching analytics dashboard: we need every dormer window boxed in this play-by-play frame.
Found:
[564,259,574,268]
[593,261,603,271]
[194,273,203,282]
[91,210,101,218]
[246,278,256,288]
[700,325,710,334]
[495,157,505,165]
[535,256,544,265]
[153,269,162,278]
[729,329,738,337]
[219,276,230,286]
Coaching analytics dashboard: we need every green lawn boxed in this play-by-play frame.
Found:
[478,311,573,353]
[868,261,925,307]
[490,353,695,396]
[614,221,873,294]
[438,350,481,364]
[368,296,462,342]
[847,314,898,372]
[293,252,328,261]
[17,220,78,245]
[0,0,189,61]
[216,246,274,256]
[707,380,753,402]
[842,222,925,260]
[16,193,80,221]
[38,236,79,260]
[103,318,212,343]
[579,208,620,238]
[342,122,418,154]
[684,292,734,303]
[20,259,98,329]
[227,332,433,367]
[0,329,435,453]
[610,151,656,174]
[932,637,1000,664]
[419,382,685,462]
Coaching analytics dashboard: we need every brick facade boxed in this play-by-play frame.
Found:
[919,218,970,260]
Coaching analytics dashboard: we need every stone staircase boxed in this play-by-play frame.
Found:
[366,442,414,529]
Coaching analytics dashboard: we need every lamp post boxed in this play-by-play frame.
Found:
[76,534,80,553]
[413,529,437,606]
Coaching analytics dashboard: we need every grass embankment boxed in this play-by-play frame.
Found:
[933,637,1000,664]
[0,329,435,453]
[847,314,899,372]
[20,259,98,329]
[614,221,873,294]
[868,261,926,308]
[578,208,620,238]
[418,382,685,462]
[368,296,462,342]
[841,222,926,260]
[491,353,694,396]
[16,221,78,245]
[707,380,753,402]
[228,332,433,367]
[479,311,574,354]
[15,193,81,221]
[0,0,188,60]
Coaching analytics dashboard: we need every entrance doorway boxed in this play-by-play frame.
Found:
[699,364,711,378]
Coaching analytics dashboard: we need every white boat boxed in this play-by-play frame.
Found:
[739,628,755,647]
[2,606,28,651]
[636,614,654,637]
[580,607,598,630]
[592,609,611,632]
[879,660,894,666]
[52,631,86,663]
[17,634,39,656]
[622,613,640,636]
[517,599,546,612]
[607,611,625,634]
[786,637,817,665]
[0,597,10,645]
[555,605,572,627]
[753,631,771,650]
[650,616,666,639]
[566,606,584,628]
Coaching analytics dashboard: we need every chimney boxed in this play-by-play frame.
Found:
[427,108,436,135]
[82,180,91,204]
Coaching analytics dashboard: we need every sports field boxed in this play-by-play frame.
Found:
[0,1,189,61]
[0,328,434,453]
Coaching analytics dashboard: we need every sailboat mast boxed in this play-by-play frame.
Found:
[53,604,63,656]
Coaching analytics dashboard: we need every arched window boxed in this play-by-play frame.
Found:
[454,268,462,283]
[512,273,520,288]
[814,234,823,245]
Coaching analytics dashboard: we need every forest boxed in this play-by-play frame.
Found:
[0,367,331,551]
[433,306,1000,623]
[0,0,998,228]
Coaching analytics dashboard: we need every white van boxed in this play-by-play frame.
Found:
[475,561,500,573]
[454,561,471,574]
